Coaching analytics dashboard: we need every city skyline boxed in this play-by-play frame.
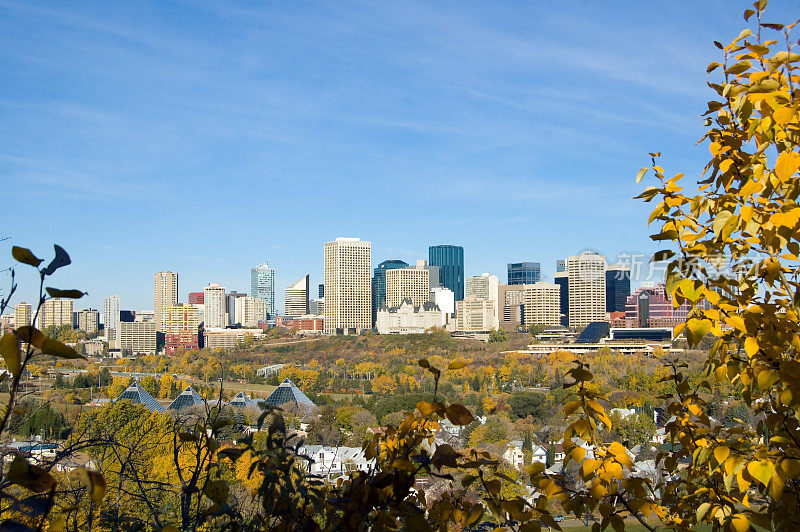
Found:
[4,1,795,313]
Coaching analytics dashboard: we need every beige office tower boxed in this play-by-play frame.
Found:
[567,251,607,327]
[154,271,178,332]
[285,275,310,317]
[523,282,561,327]
[14,302,32,328]
[234,296,268,328]
[386,261,430,308]
[454,296,496,332]
[39,298,74,329]
[323,238,371,335]
[465,273,500,329]
[118,321,157,356]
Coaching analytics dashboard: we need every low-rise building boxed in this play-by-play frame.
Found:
[376,300,444,334]
[204,328,262,350]
[453,296,496,332]
[298,445,374,480]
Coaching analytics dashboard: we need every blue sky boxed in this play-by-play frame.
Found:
[2,0,796,315]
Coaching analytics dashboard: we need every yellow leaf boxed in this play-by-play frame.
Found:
[744,337,759,357]
[0,333,21,378]
[747,459,775,486]
[739,179,761,196]
[726,315,746,332]
[447,360,466,370]
[775,151,800,181]
[69,468,106,503]
[730,514,750,532]
[714,446,730,465]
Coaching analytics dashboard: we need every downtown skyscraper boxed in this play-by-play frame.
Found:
[153,271,178,333]
[429,245,464,301]
[250,263,275,318]
[323,238,371,335]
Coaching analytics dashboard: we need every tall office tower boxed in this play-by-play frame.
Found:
[323,237,372,335]
[554,271,569,327]
[14,302,31,328]
[498,284,525,331]
[285,275,310,317]
[605,264,631,313]
[465,273,500,329]
[386,262,430,308]
[226,291,247,325]
[39,298,73,329]
[507,262,541,285]
[103,295,120,346]
[188,292,204,304]
[251,263,275,318]
[77,309,100,334]
[154,271,178,333]
[523,282,561,327]
[556,260,566,273]
[204,283,226,329]
[319,284,324,298]
[372,260,408,325]
[429,245,464,301]
[567,251,607,327]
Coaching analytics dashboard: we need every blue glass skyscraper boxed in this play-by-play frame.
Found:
[605,266,631,313]
[429,245,464,301]
[507,262,541,285]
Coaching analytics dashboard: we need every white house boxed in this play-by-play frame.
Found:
[299,445,374,480]
[503,441,525,469]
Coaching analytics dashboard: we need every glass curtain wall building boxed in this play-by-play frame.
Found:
[250,263,275,318]
[429,245,465,301]
[507,262,541,285]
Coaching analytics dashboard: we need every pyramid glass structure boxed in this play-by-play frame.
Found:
[264,379,315,408]
[229,392,258,409]
[114,381,166,413]
[168,386,205,411]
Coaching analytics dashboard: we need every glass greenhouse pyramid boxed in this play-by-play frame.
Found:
[167,386,205,410]
[114,381,166,413]
[264,378,315,408]
[229,392,258,409]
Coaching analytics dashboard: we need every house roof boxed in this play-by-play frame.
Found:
[114,381,166,413]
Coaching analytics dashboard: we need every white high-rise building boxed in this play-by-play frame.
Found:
[39,298,73,329]
[154,271,178,333]
[523,282,561,327]
[567,252,607,327]
[204,283,226,329]
[251,263,275,318]
[430,286,455,325]
[104,295,120,348]
[323,238,371,335]
[285,275,310,317]
[14,302,31,329]
[386,261,430,308]
[465,273,500,329]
